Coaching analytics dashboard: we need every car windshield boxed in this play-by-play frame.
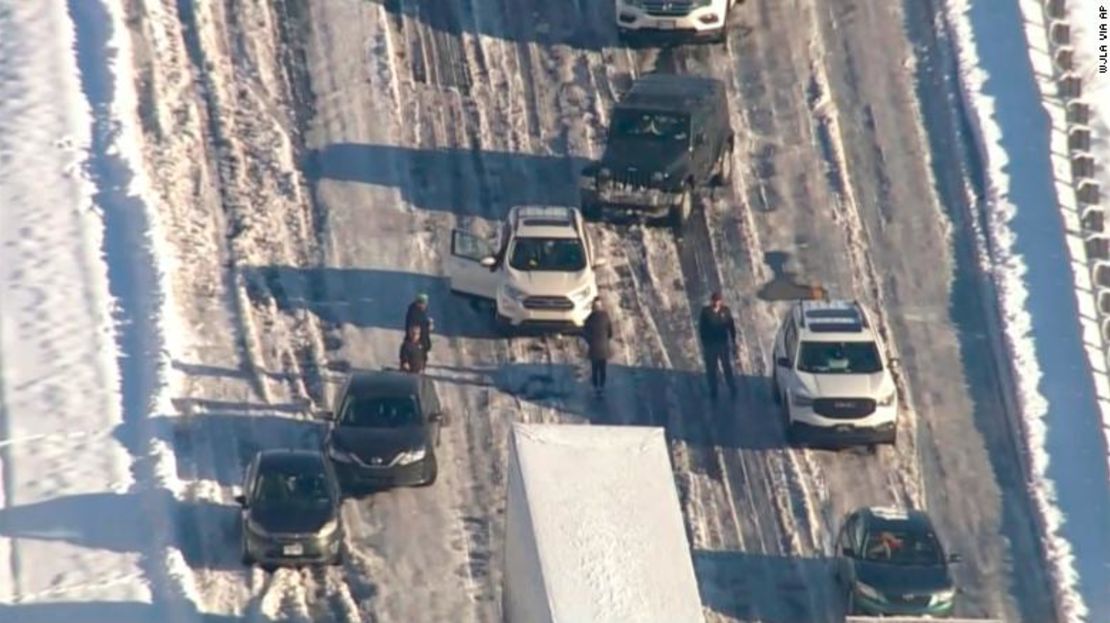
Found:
[862,527,944,566]
[508,237,586,272]
[341,395,421,428]
[611,109,690,143]
[797,341,882,374]
[254,468,332,508]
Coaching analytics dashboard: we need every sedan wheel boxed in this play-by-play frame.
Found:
[418,453,439,487]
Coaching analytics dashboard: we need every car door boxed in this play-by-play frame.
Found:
[836,512,861,586]
[420,376,443,446]
[446,229,499,299]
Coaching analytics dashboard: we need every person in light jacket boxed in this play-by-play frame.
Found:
[582,298,614,395]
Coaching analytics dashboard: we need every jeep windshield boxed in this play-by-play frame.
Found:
[797,341,882,374]
[611,109,690,143]
[508,237,586,272]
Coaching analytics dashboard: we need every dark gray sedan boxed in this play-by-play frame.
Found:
[323,369,449,491]
[236,449,345,568]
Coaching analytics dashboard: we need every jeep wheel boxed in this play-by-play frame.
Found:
[669,186,693,233]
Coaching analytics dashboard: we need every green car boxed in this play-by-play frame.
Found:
[834,506,961,617]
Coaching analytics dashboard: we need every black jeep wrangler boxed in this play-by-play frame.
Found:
[580,74,734,231]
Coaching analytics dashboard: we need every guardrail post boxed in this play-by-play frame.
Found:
[1069,127,1091,150]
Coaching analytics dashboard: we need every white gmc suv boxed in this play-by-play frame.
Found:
[615,0,742,43]
[771,299,899,449]
[446,206,606,333]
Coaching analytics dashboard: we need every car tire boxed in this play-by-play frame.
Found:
[668,185,693,233]
[329,543,347,567]
[714,137,734,187]
[417,453,438,487]
[241,539,254,567]
[844,588,858,615]
[770,371,781,405]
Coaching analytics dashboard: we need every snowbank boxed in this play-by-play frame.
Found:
[944,0,1110,619]
[0,0,202,619]
[503,423,704,623]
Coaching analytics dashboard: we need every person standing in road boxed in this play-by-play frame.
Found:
[583,298,613,396]
[399,325,428,373]
[405,293,434,356]
[698,291,738,401]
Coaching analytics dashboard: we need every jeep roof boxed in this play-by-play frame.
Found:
[618,73,725,113]
[509,205,581,240]
[793,299,876,342]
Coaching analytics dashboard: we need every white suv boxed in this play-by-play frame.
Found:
[771,299,899,449]
[615,0,742,43]
[446,206,606,333]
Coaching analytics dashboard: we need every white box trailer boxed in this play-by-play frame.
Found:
[502,423,704,623]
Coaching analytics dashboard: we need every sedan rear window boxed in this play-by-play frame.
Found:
[254,470,332,507]
[341,395,421,428]
[797,341,882,374]
[862,528,943,566]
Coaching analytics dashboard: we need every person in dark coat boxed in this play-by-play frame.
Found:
[698,291,738,401]
[405,293,433,354]
[399,325,428,373]
[582,298,613,395]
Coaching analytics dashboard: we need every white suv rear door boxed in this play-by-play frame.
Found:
[446,229,499,299]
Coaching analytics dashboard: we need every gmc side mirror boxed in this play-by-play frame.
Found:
[776,357,791,368]
[840,546,853,557]
[317,409,335,420]
[479,256,496,267]
[888,357,901,369]
[234,494,247,507]
[592,258,609,269]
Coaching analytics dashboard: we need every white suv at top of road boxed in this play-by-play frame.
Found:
[771,299,899,449]
[446,206,606,332]
[615,0,742,43]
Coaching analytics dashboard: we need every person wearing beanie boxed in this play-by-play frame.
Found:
[698,290,738,401]
[405,293,434,355]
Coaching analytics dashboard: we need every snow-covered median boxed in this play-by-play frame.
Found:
[0,1,201,621]
[945,0,1110,620]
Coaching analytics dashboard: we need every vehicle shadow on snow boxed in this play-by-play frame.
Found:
[125,408,329,488]
[0,489,243,572]
[692,549,840,623]
[301,143,588,215]
[0,601,247,623]
[425,360,788,451]
[363,0,617,50]
[240,264,501,340]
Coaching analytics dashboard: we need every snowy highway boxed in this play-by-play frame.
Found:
[0,0,1072,621]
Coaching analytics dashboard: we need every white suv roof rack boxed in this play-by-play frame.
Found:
[798,299,869,333]
[513,205,575,227]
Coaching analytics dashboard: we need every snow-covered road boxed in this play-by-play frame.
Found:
[1,0,1069,621]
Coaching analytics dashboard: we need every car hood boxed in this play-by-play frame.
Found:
[796,371,890,398]
[330,426,428,464]
[504,268,593,297]
[250,502,335,535]
[855,560,953,596]
[601,141,690,177]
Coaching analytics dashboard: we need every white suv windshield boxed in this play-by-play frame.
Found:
[508,237,586,272]
[797,341,882,374]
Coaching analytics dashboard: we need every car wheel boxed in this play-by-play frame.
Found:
[417,453,438,487]
[241,539,254,566]
[714,137,734,187]
[770,371,781,404]
[844,587,858,615]
[669,186,693,233]
[329,542,347,567]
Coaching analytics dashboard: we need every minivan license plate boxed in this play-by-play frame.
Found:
[283,544,304,556]
[657,20,676,29]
